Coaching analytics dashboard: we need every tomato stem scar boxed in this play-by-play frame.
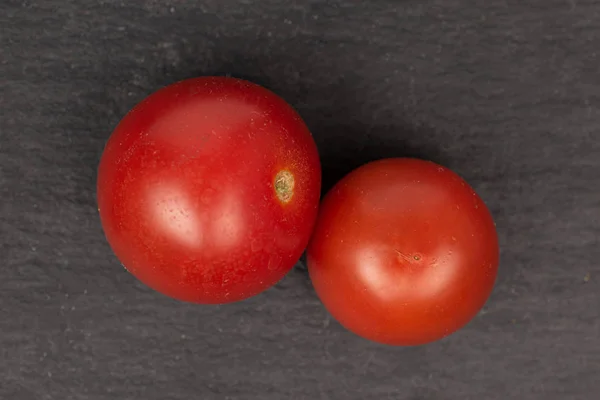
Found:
[395,250,422,262]
[274,170,294,203]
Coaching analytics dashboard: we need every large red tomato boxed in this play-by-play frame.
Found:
[97,77,321,304]
[307,158,499,345]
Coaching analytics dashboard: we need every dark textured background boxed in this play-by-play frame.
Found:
[1,0,599,399]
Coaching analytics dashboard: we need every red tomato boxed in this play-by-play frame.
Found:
[97,77,321,304]
[307,158,499,346]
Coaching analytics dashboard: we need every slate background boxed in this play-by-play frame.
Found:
[2,0,599,399]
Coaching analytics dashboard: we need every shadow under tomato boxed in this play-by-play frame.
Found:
[312,121,450,197]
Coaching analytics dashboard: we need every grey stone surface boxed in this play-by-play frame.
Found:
[1,0,599,399]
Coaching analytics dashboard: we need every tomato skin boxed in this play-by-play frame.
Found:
[97,77,321,304]
[307,158,499,346]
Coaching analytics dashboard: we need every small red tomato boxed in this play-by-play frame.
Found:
[307,158,499,346]
[97,77,321,304]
